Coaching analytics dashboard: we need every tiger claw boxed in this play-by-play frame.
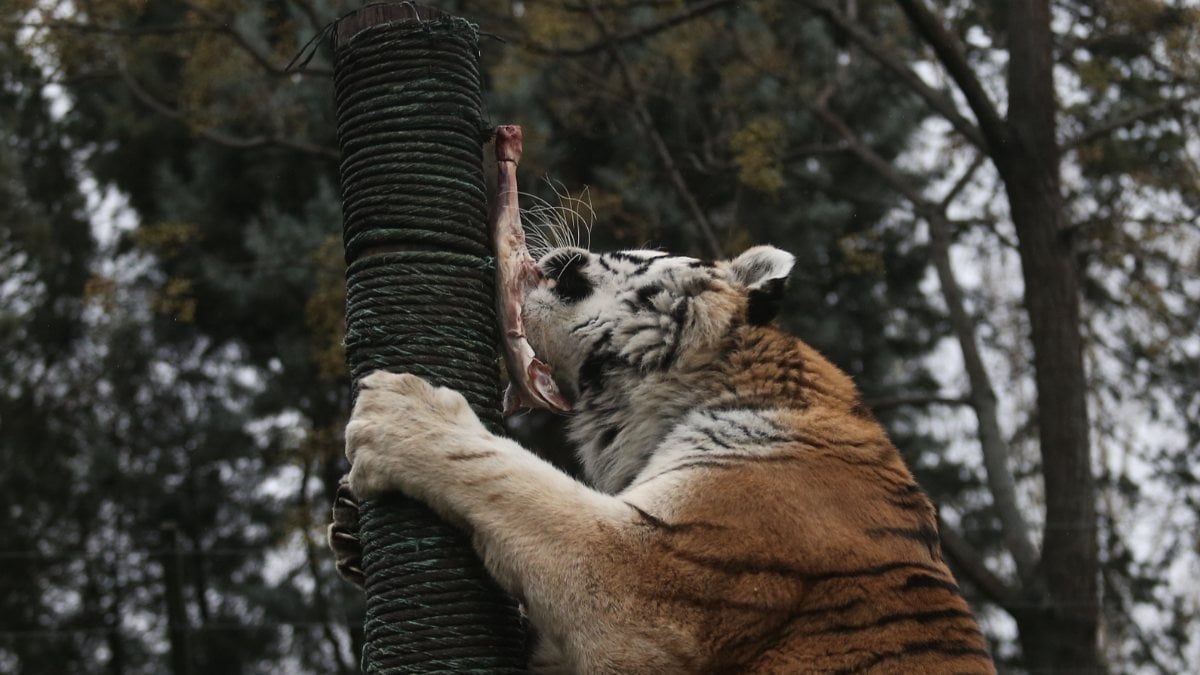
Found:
[328,474,365,589]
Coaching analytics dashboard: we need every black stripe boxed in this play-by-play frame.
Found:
[696,411,794,445]
[696,426,734,450]
[700,404,774,415]
[849,400,877,420]
[885,497,929,511]
[802,560,948,584]
[708,411,781,441]
[667,546,944,583]
[604,251,659,276]
[444,451,497,461]
[569,316,601,334]
[809,608,978,638]
[777,429,835,450]
[604,251,642,262]
[588,328,613,351]
[578,348,617,392]
[638,449,809,482]
[660,298,690,369]
[813,451,914,482]
[607,251,684,262]
[625,502,727,534]
[597,425,621,449]
[903,573,962,595]
[636,284,663,307]
[866,526,941,555]
[652,458,736,477]
[688,452,801,465]
[639,455,785,484]
[886,483,931,510]
[834,639,992,674]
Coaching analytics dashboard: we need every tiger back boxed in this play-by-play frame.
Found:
[620,326,990,672]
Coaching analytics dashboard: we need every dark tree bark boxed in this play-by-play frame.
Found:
[999,1,1102,671]
[160,522,194,675]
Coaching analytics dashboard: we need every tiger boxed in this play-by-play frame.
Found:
[335,243,996,673]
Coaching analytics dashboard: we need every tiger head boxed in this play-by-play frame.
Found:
[522,245,795,489]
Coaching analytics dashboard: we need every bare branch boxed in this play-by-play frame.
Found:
[808,100,925,201]
[583,1,724,258]
[524,0,736,57]
[181,0,332,77]
[782,142,853,162]
[798,0,986,150]
[938,517,1022,612]
[116,64,338,160]
[11,19,205,37]
[863,393,970,411]
[287,0,327,33]
[938,152,987,211]
[790,170,898,212]
[927,211,1040,581]
[1064,92,1200,150]
[17,13,331,78]
[952,217,1018,249]
[894,0,1009,153]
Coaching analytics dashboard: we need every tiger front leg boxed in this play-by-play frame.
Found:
[345,370,494,518]
[345,371,625,591]
[344,371,689,671]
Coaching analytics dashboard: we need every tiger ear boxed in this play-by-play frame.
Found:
[728,246,794,325]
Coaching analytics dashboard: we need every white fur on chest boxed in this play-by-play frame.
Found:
[568,367,721,494]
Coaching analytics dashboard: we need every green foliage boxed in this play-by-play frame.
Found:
[1,1,359,671]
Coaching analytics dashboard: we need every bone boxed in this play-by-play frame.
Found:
[491,125,572,415]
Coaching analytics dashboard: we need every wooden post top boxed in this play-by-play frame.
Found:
[336,3,452,45]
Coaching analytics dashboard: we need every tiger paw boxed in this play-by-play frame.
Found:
[326,475,364,588]
[345,371,488,500]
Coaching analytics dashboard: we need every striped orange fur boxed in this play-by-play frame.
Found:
[339,245,995,673]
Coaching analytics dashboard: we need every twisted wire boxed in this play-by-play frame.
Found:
[334,10,526,673]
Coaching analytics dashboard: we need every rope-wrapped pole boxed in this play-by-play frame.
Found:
[332,4,526,672]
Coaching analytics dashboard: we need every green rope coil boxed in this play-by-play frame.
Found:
[333,6,526,673]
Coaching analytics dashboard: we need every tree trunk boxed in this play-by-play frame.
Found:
[1000,1,1103,671]
[160,522,194,675]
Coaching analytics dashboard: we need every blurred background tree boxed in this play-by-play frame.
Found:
[0,0,1196,672]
